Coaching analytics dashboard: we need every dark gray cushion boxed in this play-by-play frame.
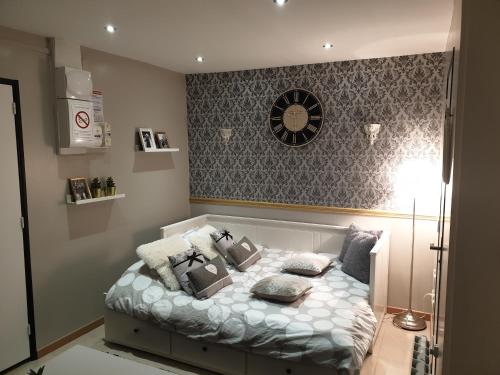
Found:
[227,236,261,271]
[168,246,209,295]
[341,231,378,284]
[187,256,232,299]
[210,228,235,259]
[339,224,382,262]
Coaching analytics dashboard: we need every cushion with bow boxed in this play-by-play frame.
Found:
[210,228,235,259]
[168,246,209,295]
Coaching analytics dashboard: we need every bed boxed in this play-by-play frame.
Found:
[104,214,390,375]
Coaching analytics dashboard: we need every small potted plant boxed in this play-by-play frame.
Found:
[106,177,116,196]
[90,177,103,198]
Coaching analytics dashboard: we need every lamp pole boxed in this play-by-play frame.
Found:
[393,197,427,331]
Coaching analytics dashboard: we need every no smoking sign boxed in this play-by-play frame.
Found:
[75,111,90,129]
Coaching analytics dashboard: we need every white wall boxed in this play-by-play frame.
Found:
[191,203,439,313]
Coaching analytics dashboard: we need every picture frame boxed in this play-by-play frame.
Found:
[68,177,92,202]
[138,128,156,151]
[155,131,170,149]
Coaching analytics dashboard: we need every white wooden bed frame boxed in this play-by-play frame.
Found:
[105,214,390,375]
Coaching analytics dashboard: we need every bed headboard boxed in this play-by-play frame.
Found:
[161,214,349,254]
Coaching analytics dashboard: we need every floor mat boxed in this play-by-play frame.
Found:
[412,335,430,375]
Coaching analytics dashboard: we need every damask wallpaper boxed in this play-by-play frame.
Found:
[186,53,446,212]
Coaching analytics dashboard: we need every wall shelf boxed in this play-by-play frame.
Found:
[59,147,110,155]
[66,193,125,205]
[137,148,179,153]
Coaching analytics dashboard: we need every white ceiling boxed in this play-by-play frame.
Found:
[0,0,453,74]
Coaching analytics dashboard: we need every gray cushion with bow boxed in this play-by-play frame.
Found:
[210,228,235,259]
[168,246,209,295]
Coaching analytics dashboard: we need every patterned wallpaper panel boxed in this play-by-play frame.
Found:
[186,53,446,212]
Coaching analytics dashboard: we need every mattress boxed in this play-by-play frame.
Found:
[105,248,377,372]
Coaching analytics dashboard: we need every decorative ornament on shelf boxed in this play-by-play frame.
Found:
[90,177,103,198]
[363,123,381,145]
[106,177,116,196]
[220,128,232,145]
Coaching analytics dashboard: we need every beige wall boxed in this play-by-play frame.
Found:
[191,203,438,313]
[0,27,190,348]
[443,0,500,373]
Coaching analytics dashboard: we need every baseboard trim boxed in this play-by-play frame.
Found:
[37,317,104,358]
[387,306,431,321]
[190,197,441,221]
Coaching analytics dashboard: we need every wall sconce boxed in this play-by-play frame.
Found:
[220,128,232,145]
[363,123,381,145]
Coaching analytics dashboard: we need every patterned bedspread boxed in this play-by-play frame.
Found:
[105,248,377,373]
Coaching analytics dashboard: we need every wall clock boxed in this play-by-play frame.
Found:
[269,89,323,147]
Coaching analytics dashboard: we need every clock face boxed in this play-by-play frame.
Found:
[269,89,323,147]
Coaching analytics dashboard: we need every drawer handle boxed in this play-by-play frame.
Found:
[202,346,208,352]
[286,369,292,374]
[133,328,140,333]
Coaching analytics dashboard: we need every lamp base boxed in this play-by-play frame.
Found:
[393,310,427,331]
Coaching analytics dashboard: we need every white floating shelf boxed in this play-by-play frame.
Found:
[138,148,179,153]
[66,193,125,205]
[59,147,110,155]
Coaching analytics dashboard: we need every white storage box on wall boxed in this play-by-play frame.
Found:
[55,67,92,101]
[55,66,101,150]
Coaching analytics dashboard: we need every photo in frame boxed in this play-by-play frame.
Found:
[155,132,170,149]
[138,128,156,151]
[68,177,92,202]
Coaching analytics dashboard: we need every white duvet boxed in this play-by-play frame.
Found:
[105,247,377,373]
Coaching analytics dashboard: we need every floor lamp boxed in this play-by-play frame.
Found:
[393,197,427,331]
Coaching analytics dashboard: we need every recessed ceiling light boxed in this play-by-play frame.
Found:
[196,56,204,63]
[274,0,288,6]
[323,42,333,49]
[105,24,117,33]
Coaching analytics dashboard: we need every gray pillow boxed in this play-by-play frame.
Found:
[341,231,378,284]
[168,246,209,295]
[250,275,312,303]
[187,256,232,299]
[282,252,333,276]
[339,224,382,262]
[227,236,261,271]
[210,228,235,259]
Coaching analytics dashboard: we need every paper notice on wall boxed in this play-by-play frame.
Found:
[92,90,104,123]
[70,100,94,146]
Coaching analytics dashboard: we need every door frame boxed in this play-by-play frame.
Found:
[0,78,37,361]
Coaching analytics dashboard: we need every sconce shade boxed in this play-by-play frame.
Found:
[364,123,381,145]
[220,128,232,144]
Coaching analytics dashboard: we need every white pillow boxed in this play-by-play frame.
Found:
[186,224,220,260]
[282,252,334,276]
[136,234,191,290]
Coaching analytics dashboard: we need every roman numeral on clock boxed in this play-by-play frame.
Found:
[308,103,319,111]
[273,124,284,133]
[307,124,318,133]
[310,115,322,120]
[294,91,299,102]
[292,133,297,144]
[271,116,282,121]
[281,131,288,142]
[283,95,290,105]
